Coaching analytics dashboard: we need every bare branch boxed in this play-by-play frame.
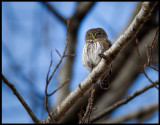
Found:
[78,106,85,124]
[136,28,159,88]
[64,54,76,57]
[42,2,67,24]
[48,20,70,83]
[146,65,159,72]
[41,2,157,123]
[143,65,155,84]
[103,104,158,123]
[151,27,159,49]
[2,74,40,124]
[80,88,96,124]
[145,27,159,71]
[136,40,154,84]
[91,80,159,122]
[48,79,70,96]
[55,49,62,58]
[45,51,55,123]
[44,20,70,123]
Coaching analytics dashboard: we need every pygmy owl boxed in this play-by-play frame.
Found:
[82,28,112,89]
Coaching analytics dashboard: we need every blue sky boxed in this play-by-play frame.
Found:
[2,2,158,123]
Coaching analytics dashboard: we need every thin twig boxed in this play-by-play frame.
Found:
[136,39,158,88]
[48,79,70,96]
[55,49,62,58]
[45,51,55,123]
[145,45,151,65]
[151,27,159,49]
[136,39,151,83]
[2,74,40,124]
[143,65,154,83]
[91,80,159,122]
[80,88,96,124]
[48,20,70,83]
[145,27,159,70]
[46,51,53,85]
[78,106,85,123]
[55,49,76,58]
[64,54,76,57]
[146,65,159,71]
[44,20,70,123]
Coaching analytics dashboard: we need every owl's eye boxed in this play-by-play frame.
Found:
[95,33,101,36]
[88,34,95,40]
[97,34,100,36]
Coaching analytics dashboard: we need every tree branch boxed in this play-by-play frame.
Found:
[2,74,40,124]
[102,104,158,123]
[145,26,159,71]
[136,38,158,88]
[41,2,157,123]
[44,20,70,123]
[79,88,96,124]
[102,2,157,64]
[42,2,67,24]
[47,20,70,83]
[91,80,159,122]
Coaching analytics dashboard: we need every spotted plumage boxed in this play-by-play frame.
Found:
[82,28,112,89]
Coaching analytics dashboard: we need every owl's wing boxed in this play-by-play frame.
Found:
[107,39,112,48]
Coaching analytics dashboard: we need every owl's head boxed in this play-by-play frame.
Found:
[85,28,108,43]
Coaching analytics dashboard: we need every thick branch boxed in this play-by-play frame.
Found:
[41,2,157,123]
[2,74,40,124]
[91,80,159,122]
[103,2,157,64]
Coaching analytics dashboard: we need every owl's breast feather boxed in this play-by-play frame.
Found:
[82,42,105,72]
[91,42,104,65]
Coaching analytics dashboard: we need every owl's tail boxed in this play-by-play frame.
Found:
[99,64,112,89]
[99,74,110,89]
